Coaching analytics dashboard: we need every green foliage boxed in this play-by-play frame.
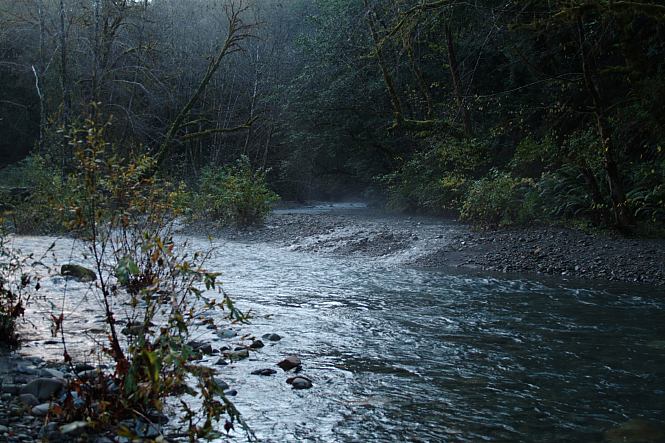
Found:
[626,156,665,224]
[510,136,557,177]
[536,165,600,220]
[460,170,538,226]
[194,156,279,226]
[382,137,489,213]
[0,155,72,233]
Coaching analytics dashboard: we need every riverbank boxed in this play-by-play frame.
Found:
[194,203,665,287]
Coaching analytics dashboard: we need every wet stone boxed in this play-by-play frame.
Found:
[262,333,282,342]
[228,349,249,361]
[287,376,313,390]
[251,368,277,376]
[213,378,229,390]
[277,355,301,371]
[249,340,265,349]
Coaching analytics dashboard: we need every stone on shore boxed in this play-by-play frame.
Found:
[31,403,51,416]
[21,377,66,401]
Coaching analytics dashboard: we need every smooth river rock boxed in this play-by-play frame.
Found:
[31,403,51,416]
[287,376,313,390]
[21,377,66,401]
[60,264,97,282]
[277,355,301,371]
[262,333,282,342]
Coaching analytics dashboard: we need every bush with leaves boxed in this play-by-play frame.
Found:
[48,118,252,441]
[382,137,489,213]
[0,231,39,347]
[194,156,279,226]
[0,155,74,233]
[461,170,539,226]
[626,157,665,225]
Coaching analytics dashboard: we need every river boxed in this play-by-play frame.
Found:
[9,211,665,442]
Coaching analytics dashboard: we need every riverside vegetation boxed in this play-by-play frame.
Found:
[0,117,267,441]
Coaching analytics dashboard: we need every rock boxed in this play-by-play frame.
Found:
[187,341,214,355]
[249,340,265,349]
[217,329,237,339]
[213,378,229,390]
[1,383,20,394]
[77,369,102,381]
[60,421,88,435]
[251,368,277,376]
[262,333,281,342]
[215,358,228,366]
[75,363,95,373]
[604,419,665,443]
[38,422,59,439]
[147,410,169,425]
[21,378,66,401]
[40,368,66,379]
[0,425,8,433]
[287,376,313,390]
[228,349,249,361]
[19,393,39,407]
[277,355,301,371]
[31,403,51,416]
[224,389,238,396]
[118,419,161,439]
[60,264,97,282]
[121,324,146,336]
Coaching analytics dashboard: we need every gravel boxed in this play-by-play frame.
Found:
[189,207,665,287]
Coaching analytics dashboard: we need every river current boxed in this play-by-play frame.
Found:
[8,217,665,442]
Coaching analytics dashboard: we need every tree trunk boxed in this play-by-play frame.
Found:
[445,22,471,137]
[364,0,404,128]
[59,0,71,173]
[577,16,632,228]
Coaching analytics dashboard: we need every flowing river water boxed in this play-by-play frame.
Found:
[8,210,665,442]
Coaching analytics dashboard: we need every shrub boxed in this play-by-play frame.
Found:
[536,164,603,221]
[626,157,665,224]
[0,155,71,233]
[460,170,538,226]
[52,118,252,440]
[0,232,38,347]
[194,156,279,226]
[382,137,489,213]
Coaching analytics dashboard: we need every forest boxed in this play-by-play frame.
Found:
[1,1,665,442]
[0,0,663,231]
